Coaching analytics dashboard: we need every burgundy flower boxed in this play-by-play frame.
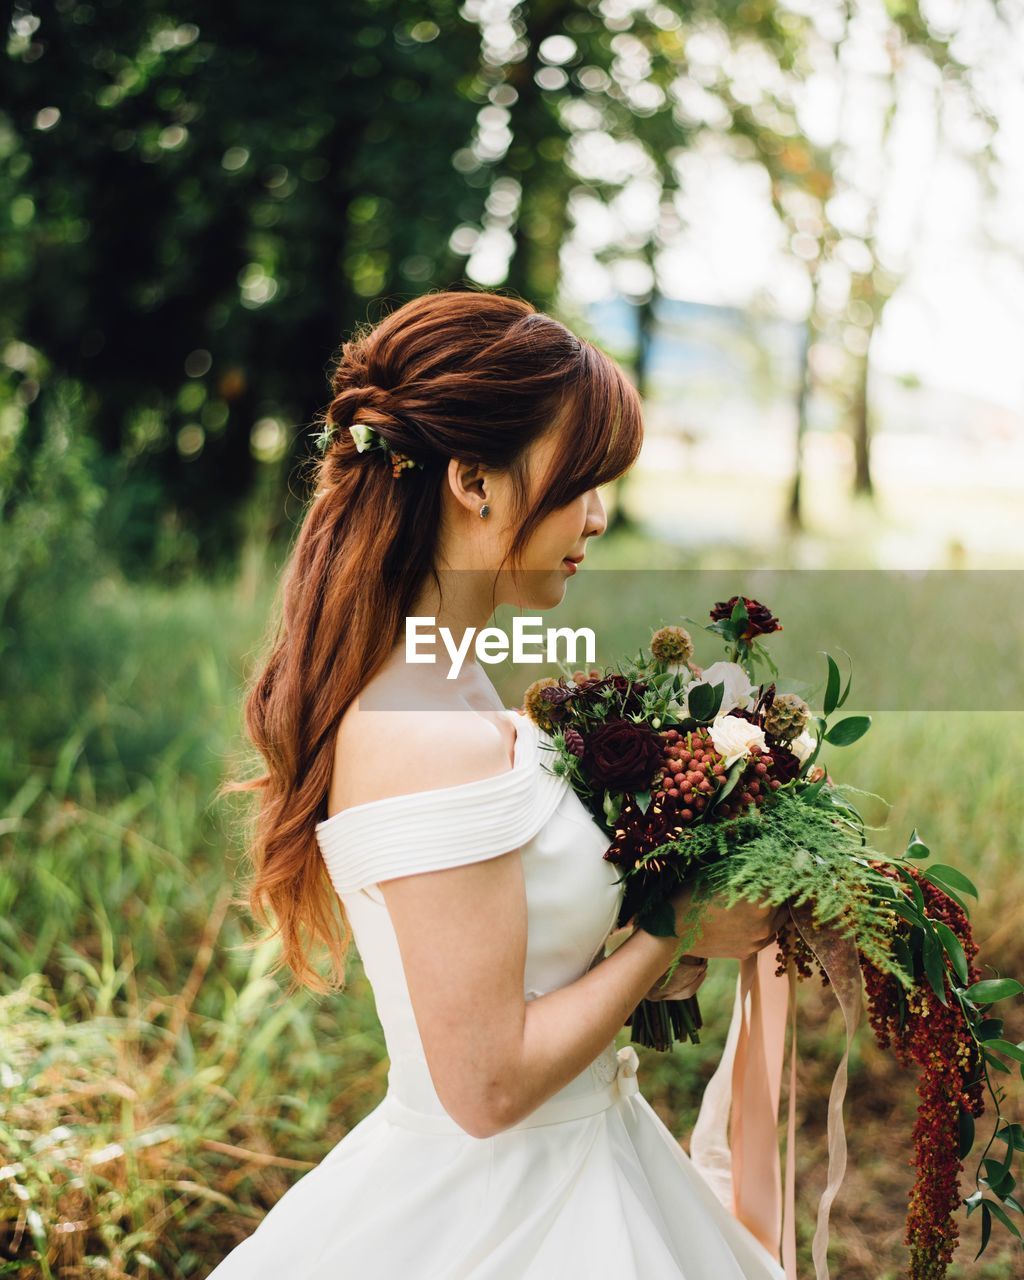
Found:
[581,718,664,792]
[710,596,782,643]
[859,862,985,1279]
[563,727,585,757]
[766,739,802,783]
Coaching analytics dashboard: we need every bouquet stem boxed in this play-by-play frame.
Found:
[626,994,704,1050]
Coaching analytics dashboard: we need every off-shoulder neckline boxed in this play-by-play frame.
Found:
[314,707,533,832]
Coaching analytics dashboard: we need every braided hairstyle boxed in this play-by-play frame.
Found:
[221,286,644,994]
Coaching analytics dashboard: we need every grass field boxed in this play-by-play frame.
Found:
[2,524,1022,1278]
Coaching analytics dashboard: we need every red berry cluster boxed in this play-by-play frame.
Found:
[653,727,782,824]
[773,916,831,987]
[859,861,986,1280]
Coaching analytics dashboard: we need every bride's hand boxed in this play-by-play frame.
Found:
[643,953,708,1001]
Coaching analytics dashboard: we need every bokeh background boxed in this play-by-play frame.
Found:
[2,1,1023,1275]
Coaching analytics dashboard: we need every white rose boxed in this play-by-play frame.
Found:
[687,661,755,717]
[349,422,376,453]
[789,727,817,764]
[709,714,767,768]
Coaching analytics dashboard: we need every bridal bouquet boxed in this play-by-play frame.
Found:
[519,596,1023,1279]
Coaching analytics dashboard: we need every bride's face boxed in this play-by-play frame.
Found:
[437,417,613,613]
[497,426,609,611]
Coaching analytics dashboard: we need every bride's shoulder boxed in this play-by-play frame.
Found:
[327,695,514,820]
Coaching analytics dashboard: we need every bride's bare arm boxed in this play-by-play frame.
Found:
[363,714,781,1140]
[382,840,682,1139]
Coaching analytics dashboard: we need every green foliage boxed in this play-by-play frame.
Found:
[651,787,909,981]
[3,0,489,574]
[0,378,107,659]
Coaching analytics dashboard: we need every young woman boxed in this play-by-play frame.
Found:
[210,288,788,1278]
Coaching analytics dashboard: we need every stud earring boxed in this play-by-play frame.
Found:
[480,503,490,518]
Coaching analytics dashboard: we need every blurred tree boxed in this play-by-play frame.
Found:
[2,0,488,575]
[650,0,1004,524]
[2,0,1010,570]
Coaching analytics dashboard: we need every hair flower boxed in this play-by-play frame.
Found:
[348,422,377,453]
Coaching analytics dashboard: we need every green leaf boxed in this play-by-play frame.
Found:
[967,978,1024,1003]
[895,865,927,915]
[994,1123,1024,1152]
[933,920,969,985]
[983,1156,1016,1196]
[688,680,724,722]
[904,828,931,859]
[892,935,916,981]
[974,1202,991,1259]
[634,789,652,815]
[983,1049,1012,1074]
[706,757,746,815]
[925,863,979,899]
[958,1106,975,1159]
[984,1039,1024,1065]
[894,981,907,1031]
[922,928,949,1006]
[823,715,871,746]
[985,1197,1022,1240]
[836,649,854,708]
[822,653,841,718]
[799,775,827,804]
[636,897,677,939]
[889,893,924,928]
[976,1018,1005,1041]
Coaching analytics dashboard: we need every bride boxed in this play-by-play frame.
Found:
[209,287,788,1278]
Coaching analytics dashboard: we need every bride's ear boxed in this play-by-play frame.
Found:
[446,457,492,515]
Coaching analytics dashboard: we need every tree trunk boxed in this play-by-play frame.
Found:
[850,342,874,498]
[786,316,813,532]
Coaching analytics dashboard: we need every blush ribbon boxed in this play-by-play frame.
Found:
[688,902,864,1279]
[616,1043,641,1099]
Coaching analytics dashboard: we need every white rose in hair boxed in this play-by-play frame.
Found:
[349,422,376,452]
[709,714,767,768]
[789,727,817,764]
[687,661,755,717]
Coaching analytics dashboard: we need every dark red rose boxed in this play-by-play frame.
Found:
[766,740,802,783]
[581,718,664,792]
[710,596,782,643]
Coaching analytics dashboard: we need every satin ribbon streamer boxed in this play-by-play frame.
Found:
[688,902,864,1279]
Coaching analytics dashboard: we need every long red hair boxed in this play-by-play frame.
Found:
[220,287,644,994]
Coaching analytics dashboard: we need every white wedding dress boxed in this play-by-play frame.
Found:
[206,708,786,1279]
